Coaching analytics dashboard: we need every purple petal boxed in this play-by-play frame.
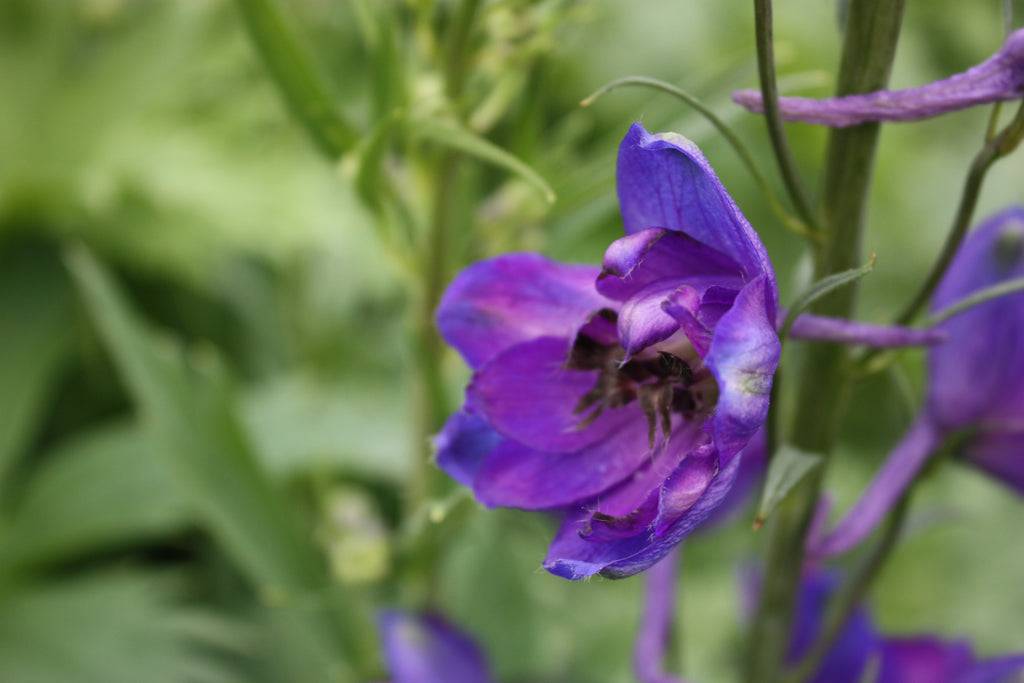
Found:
[467,336,641,452]
[617,280,689,358]
[437,253,606,369]
[783,311,947,347]
[704,276,781,462]
[544,451,740,580]
[928,207,1024,431]
[699,426,767,530]
[434,410,502,488]
[957,430,1024,496]
[378,611,495,683]
[789,572,880,683]
[470,414,658,510]
[877,637,974,683]
[634,549,693,683]
[616,124,777,301]
[596,227,744,302]
[662,286,741,359]
[814,419,940,559]
[732,29,1024,127]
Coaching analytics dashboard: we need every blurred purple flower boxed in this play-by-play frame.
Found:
[816,207,1024,558]
[733,29,1024,127]
[436,123,781,579]
[784,572,1024,683]
[377,610,494,683]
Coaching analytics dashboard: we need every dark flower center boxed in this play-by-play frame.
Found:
[565,309,715,447]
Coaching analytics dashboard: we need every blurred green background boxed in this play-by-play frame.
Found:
[1,0,1022,681]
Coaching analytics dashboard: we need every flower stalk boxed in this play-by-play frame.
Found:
[744,1,906,681]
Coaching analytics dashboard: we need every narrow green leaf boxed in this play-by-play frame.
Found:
[65,246,373,681]
[779,254,877,342]
[925,274,1024,326]
[410,117,556,203]
[0,422,189,574]
[754,444,823,529]
[0,246,75,494]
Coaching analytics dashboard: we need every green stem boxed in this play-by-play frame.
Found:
[743,2,905,681]
[894,101,1024,324]
[753,0,821,233]
[235,0,358,158]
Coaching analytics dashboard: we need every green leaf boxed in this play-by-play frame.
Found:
[65,246,374,681]
[0,246,75,492]
[410,116,556,203]
[0,421,190,574]
[0,570,247,683]
[755,444,824,528]
[779,255,877,341]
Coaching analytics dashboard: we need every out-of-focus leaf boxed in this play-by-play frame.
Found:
[0,570,247,683]
[755,444,824,528]
[0,245,75,492]
[66,246,375,681]
[242,373,410,482]
[410,116,556,203]
[0,421,190,574]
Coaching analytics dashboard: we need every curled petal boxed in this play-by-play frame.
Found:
[437,253,606,369]
[543,451,740,580]
[705,276,781,461]
[616,124,777,300]
[732,29,1024,127]
[617,280,689,358]
[378,611,495,683]
[597,227,744,301]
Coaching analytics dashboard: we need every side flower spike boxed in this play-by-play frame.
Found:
[376,611,495,683]
[745,570,1024,683]
[436,123,781,579]
[815,207,1024,558]
[733,29,1024,127]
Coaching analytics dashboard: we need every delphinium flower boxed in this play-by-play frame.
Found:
[732,28,1024,127]
[376,610,494,683]
[436,123,781,579]
[816,207,1024,558]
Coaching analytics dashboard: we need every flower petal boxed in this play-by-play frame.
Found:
[732,29,1024,127]
[378,611,495,683]
[543,451,740,580]
[467,336,642,452]
[928,207,1024,430]
[437,253,606,369]
[597,227,744,301]
[617,280,688,358]
[958,430,1024,496]
[434,410,502,488]
[617,123,776,296]
[704,276,781,461]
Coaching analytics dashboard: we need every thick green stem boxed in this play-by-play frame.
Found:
[235,0,358,158]
[743,2,905,681]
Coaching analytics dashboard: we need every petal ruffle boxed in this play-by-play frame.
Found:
[436,253,606,369]
[616,123,776,301]
[543,451,739,580]
[704,276,781,461]
[597,227,744,301]
[467,336,642,453]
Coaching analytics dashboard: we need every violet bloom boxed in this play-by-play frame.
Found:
[436,123,780,579]
[816,207,1024,558]
[783,572,1024,683]
[376,610,494,683]
[733,29,1024,127]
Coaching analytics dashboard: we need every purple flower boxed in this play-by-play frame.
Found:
[435,123,781,579]
[733,29,1024,127]
[816,207,1024,558]
[376,610,494,683]
[784,572,1024,683]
